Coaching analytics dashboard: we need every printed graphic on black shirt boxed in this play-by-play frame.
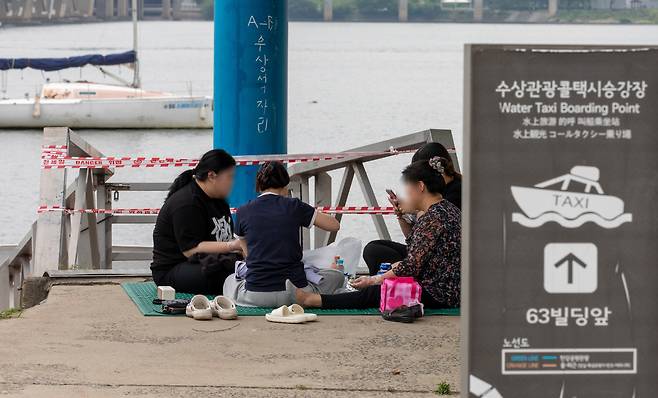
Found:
[212,216,232,242]
[151,181,234,270]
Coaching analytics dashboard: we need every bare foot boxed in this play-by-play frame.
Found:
[295,288,311,307]
[286,280,320,308]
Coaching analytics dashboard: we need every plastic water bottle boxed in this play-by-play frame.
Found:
[377,262,391,275]
[331,255,341,270]
[336,258,345,272]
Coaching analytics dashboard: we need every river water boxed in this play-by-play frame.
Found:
[1,21,657,250]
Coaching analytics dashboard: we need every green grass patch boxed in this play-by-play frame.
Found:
[435,381,452,395]
[0,308,21,319]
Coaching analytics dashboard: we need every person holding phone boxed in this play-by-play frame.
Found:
[291,157,461,310]
[362,143,461,276]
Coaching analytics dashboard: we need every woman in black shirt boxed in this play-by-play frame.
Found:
[151,149,241,294]
[362,143,462,276]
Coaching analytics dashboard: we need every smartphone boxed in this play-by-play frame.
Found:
[386,189,397,200]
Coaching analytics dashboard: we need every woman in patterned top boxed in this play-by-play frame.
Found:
[292,157,461,309]
[362,142,461,276]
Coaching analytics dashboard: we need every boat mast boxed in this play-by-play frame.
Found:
[131,0,141,88]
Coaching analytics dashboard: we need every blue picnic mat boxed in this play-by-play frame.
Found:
[121,281,460,317]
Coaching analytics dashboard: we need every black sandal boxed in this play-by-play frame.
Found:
[382,305,415,323]
[409,303,424,318]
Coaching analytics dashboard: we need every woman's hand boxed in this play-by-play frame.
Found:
[227,240,241,252]
[229,239,248,258]
[389,195,415,216]
[397,199,416,215]
[350,275,382,290]
[183,240,243,258]
[387,195,404,217]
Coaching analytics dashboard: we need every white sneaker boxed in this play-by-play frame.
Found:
[211,296,238,320]
[186,295,213,321]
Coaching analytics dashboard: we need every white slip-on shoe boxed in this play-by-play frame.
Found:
[186,295,213,321]
[265,305,307,324]
[288,304,317,322]
[211,296,238,320]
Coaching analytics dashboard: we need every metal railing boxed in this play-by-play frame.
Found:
[288,128,459,250]
[0,127,459,311]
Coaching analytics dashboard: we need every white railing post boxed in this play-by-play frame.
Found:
[96,174,113,269]
[67,169,85,268]
[33,127,69,276]
[0,263,8,310]
[290,175,312,250]
[314,172,332,249]
[67,168,101,269]
[353,162,391,241]
[326,165,355,246]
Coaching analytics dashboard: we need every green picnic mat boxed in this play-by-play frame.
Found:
[121,281,460,317]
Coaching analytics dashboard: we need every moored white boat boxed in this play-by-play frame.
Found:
[0,0,212,129]
[0,82,212,129]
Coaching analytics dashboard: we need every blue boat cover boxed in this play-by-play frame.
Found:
[0,50,136,72]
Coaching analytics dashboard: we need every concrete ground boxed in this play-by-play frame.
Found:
[0,284,460,397]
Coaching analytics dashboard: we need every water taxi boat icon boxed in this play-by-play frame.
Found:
[511,166,632,229]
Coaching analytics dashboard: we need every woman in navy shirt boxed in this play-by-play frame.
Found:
[223,161,345,307]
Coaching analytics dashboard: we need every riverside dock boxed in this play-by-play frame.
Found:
[0,127,458,311]
[0,127,461,397]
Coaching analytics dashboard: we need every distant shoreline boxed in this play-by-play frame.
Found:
[1,18,657,30]
[1,8,658,28]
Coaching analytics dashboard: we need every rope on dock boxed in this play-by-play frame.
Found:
[37,206,398,215]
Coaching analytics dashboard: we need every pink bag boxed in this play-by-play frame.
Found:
[380,277,422,313]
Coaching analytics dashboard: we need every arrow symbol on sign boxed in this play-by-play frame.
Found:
[554,253,587,284]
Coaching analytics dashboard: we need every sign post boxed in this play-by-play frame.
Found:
[463,45,657,397]
[214,0,288,207]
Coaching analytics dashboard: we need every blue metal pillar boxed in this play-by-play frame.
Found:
[214,0,288,207]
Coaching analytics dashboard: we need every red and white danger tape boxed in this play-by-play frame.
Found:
[37,206,161,215]
[315,206,397,215]
[41,145,69,150]
[41,157,199,169]
[37,206,397,215]
[41,150,69,156]
[39,151,405,169]
[39,148,455,169]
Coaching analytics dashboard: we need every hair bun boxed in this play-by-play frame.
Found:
[429,157,445,174]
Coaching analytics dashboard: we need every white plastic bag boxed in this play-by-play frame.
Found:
[302,237,362,276]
